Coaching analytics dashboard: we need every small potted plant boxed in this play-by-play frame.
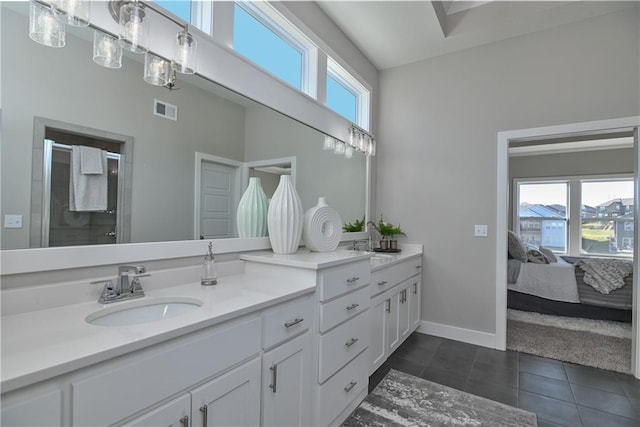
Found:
[368,215,406,251]
[343,216,365,233]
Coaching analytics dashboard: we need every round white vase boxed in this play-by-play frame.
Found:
[267,175,303,254]
[236,177,268,238]
[303,197,343,252]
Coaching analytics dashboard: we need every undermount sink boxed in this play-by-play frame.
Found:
[86,297,204,327]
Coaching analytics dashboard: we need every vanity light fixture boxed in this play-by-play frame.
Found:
[334,141,346,155]
[172,26,197,74]
[344,144,354,159]
[118,1,149,54]
[52,0,90,27]
[29,0,66,48]
[323,135,336,151]
[144,53,172,86]
[347,125,377,157]
[93,30,123,69]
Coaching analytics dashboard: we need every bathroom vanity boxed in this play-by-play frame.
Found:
[0,246,422,427]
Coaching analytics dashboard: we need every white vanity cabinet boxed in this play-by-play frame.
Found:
[0,389,62,427]
[370,255,423,374]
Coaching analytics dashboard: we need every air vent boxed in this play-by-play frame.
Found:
[153,99,177,121]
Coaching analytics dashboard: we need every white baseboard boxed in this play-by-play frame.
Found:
[417,320,496,349]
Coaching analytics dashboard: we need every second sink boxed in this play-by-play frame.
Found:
[86,296,203,327]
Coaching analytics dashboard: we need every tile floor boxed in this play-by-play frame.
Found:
[369,332,640,427]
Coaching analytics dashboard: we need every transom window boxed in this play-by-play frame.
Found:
[326,57,370,130]
[151,1,213,35]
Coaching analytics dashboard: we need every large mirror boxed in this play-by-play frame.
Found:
[0,3,367,250]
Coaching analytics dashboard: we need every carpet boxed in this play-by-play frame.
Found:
[507,309,632,374]
[342,369,537,427]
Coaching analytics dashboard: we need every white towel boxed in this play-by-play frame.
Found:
[80,146,104,174]
[69,146,108,212]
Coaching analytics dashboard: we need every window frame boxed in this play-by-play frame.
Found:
[326,56,371,131]
[151,1,214,36]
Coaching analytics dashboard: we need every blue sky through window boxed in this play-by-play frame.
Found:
[152,1,191,23]
[326,75,357,123]
[233,4,302,89]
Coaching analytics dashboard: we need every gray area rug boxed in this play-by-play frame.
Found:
[342,369,537,427]
[507,317,632,374]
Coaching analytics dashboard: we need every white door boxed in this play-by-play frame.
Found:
[370,292,389,374]
[386,288,401,354]
[262,333,312,427]
[190,358,261,427]
[121,394,190,427]
[200,161,237,239]
[398,282,412,343]
[409,277,421,331]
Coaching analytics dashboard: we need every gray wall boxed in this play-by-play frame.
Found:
[376,7,640,334]
[1,9,246,248]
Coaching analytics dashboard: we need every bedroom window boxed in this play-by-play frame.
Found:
[516,182,568,253]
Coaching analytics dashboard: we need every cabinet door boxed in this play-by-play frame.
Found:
[262,332,312,427]
[398,282,412,343]
[370,292,389,374]
[190,357,261,427]
[1,390,62,427]
[121,394,190,427]
[386,289,401,354]
[409,277,421,331]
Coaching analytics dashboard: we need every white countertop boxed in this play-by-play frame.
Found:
[370,244,423,272]
[240,248,373,269]
[1,274,314,393]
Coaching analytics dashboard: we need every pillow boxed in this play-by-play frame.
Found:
[527,248,551,264]
[538,246,557,263]
[507,231,528,262]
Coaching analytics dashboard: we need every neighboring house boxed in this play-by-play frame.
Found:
[518,204,567,251]
[596,198,634,218]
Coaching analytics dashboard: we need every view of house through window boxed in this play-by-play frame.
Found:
[516,178,634,257]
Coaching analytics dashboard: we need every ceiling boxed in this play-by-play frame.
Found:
[315,1,636,70]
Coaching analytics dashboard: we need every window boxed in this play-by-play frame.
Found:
[152,1,213,35]
[233,2,316,93]
[515,177,634,258]
[326,57,370,130]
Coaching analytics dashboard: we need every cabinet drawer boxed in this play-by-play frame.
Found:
[318,261,370,302]
[319,286,369,333]
[317,349,368,427]
[262,295,313,349]
[318,310,369,383]
[371,256,422,297]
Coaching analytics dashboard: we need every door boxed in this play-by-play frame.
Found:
[190,357,261,427]
[409,277,421,331]
[386,287,401,354]
[262,332,312,427]
[120,394,190,427]
[398,281,412,343]
[199,160,238,239]
[370,292,389,374]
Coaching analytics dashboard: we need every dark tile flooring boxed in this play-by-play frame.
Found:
[369,332,640,426]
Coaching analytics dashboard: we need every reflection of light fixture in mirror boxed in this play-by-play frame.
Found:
[118,1,149,53]
[172,27,197,74]
[144,53,171,86]
[323,136,336,151]
[344,144,354,158]
[53,0,90,27]
[334,141,346,155]
[93,30,122,69]
[367,139,376,156]
[29,1,66,48]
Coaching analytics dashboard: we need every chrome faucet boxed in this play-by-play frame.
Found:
[92,265,150,304]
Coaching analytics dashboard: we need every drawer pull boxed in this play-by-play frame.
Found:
[284,317,304,328]
[269,364,278,393]
[180,415,189,427]
[377,280,388,286]
[346,276,360,284]
[199,405,208,427]
[401,289,407,303]
[344,381,358,392]
[413,282,418,294]
[345,337,359,347]
[416,265,422,269]
[386,298,391,313]
[346,303,360,311]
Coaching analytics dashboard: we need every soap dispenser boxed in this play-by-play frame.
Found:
[201,242,218,286]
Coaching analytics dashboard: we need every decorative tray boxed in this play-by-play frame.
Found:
[373,248,402,253]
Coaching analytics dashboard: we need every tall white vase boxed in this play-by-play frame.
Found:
[267,175,303,254]
[236,177,268,238]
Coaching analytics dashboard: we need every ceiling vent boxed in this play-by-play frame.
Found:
[153,99,177,121]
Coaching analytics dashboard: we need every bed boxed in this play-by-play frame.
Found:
[507,256,633,322]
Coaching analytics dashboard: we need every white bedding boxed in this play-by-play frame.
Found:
[507,258,580,303]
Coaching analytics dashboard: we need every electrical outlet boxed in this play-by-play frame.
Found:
[474,224,488,237]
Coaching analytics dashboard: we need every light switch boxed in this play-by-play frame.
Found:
[4,214,23,229]
[474,224,488,237]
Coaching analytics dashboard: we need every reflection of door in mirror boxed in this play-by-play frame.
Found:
[45,139,120,247]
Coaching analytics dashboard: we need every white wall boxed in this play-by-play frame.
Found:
[377,8,640,336]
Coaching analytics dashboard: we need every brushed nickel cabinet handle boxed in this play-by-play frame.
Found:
[386,298,391,313]
[345,337,359,347]
[180,415,189,427]
[269,364,277,393]
[346,303,359,311]
[416,265,422,269]
[199,405,208,427]
[284,317,304,328]
[344,381,357,392]
[413,282,418,294]
[346,276,360,284]
[377,280,388,286]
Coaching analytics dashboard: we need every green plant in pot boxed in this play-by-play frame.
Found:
[343,216,365,233]
[368,215,406,250]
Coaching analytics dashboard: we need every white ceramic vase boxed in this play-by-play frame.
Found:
[236,177,268,238]
[267,175,303,254]
[303,197,343,252]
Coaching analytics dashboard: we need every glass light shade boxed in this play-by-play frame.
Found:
[29,1,65,48]
[172,30,197,74]
[349,127,355,147]
[119,2,149,54]
[144,53,171,86]
[93,31,122,69]
[53,0,90,27]
[334,141,346,155]
[367,139,377,156]
[344,145,354,159]
[358,134,367,152]
[323,136,335,151]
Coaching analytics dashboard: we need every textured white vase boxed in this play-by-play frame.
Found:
[303,197,343,252]
[267,175,303,254]
[236,177,268,238]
